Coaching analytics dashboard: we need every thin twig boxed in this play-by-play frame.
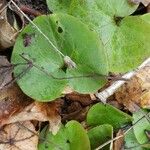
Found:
[96,58,150,103]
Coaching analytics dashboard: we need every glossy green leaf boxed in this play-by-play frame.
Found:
[47,0,150,72]
[38,121,90,150]
[88,124,113,150]
[87,103,133,130]
[133,110,150,146]
[11,14,108,101]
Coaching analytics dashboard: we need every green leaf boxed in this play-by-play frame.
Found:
[47,0,150,72]
[110,16,150,72]
[47,0,138,17]
[88,124,113,150]
[87,103,133,130]
[133,109,150,146]
[39,125,69,150]
[66,121,91,150]
[11,14,108,101]
[141,13,150,24]
[124,129,148,150]
[38,121,91,150]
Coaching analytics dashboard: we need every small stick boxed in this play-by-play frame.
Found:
[96,58,150,103]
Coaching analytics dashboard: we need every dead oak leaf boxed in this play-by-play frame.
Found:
[0,121,38,150]
[0,83,33,126]
[2,101,62,135]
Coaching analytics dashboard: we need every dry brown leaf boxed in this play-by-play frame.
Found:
[140,91,150,108]
[1,101,62,135]
[130,0,150,6]
[0,56,13,89]
[0,0,24,49]
[113,130,124,150]
[65,92,96,106]
[115,65,150,112]
[0,121,38,150]
[147,3,150,12]
[0,83,33,126]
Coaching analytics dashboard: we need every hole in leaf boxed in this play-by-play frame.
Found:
[114,16,123,26]
[66,140,70,143]
[57,26,63,33]
[60,64,67,73]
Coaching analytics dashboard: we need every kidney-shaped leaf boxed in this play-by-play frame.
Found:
[87,103,133,130]
[47,0,150,72]
[11,13,108,101]
[38,120,90,150]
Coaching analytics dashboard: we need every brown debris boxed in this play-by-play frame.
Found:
[115,65,150,112]
[1,100,62,135]
[0,83,33,126]
[0,56,13,89]
[65,92,96,106]
[0,0,24,50]
[0,121,38,150]
[113,130,124,150]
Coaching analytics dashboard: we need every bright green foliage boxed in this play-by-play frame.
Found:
[133,110,150,146]
[88,124,113,150]
[38,121,90,150]
[87,103,133,130]
[47,0,150,72]
[11,14,108,101]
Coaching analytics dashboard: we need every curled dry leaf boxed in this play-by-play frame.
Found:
[0,0,24,50]
[0,83,33,126]
[0,121,38,150]
[130,0,150,6]
[115,64,150,112]
[2,100,62,135]
[65,92,96,106]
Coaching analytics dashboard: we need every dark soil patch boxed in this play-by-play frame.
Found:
[19,0,49,14]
